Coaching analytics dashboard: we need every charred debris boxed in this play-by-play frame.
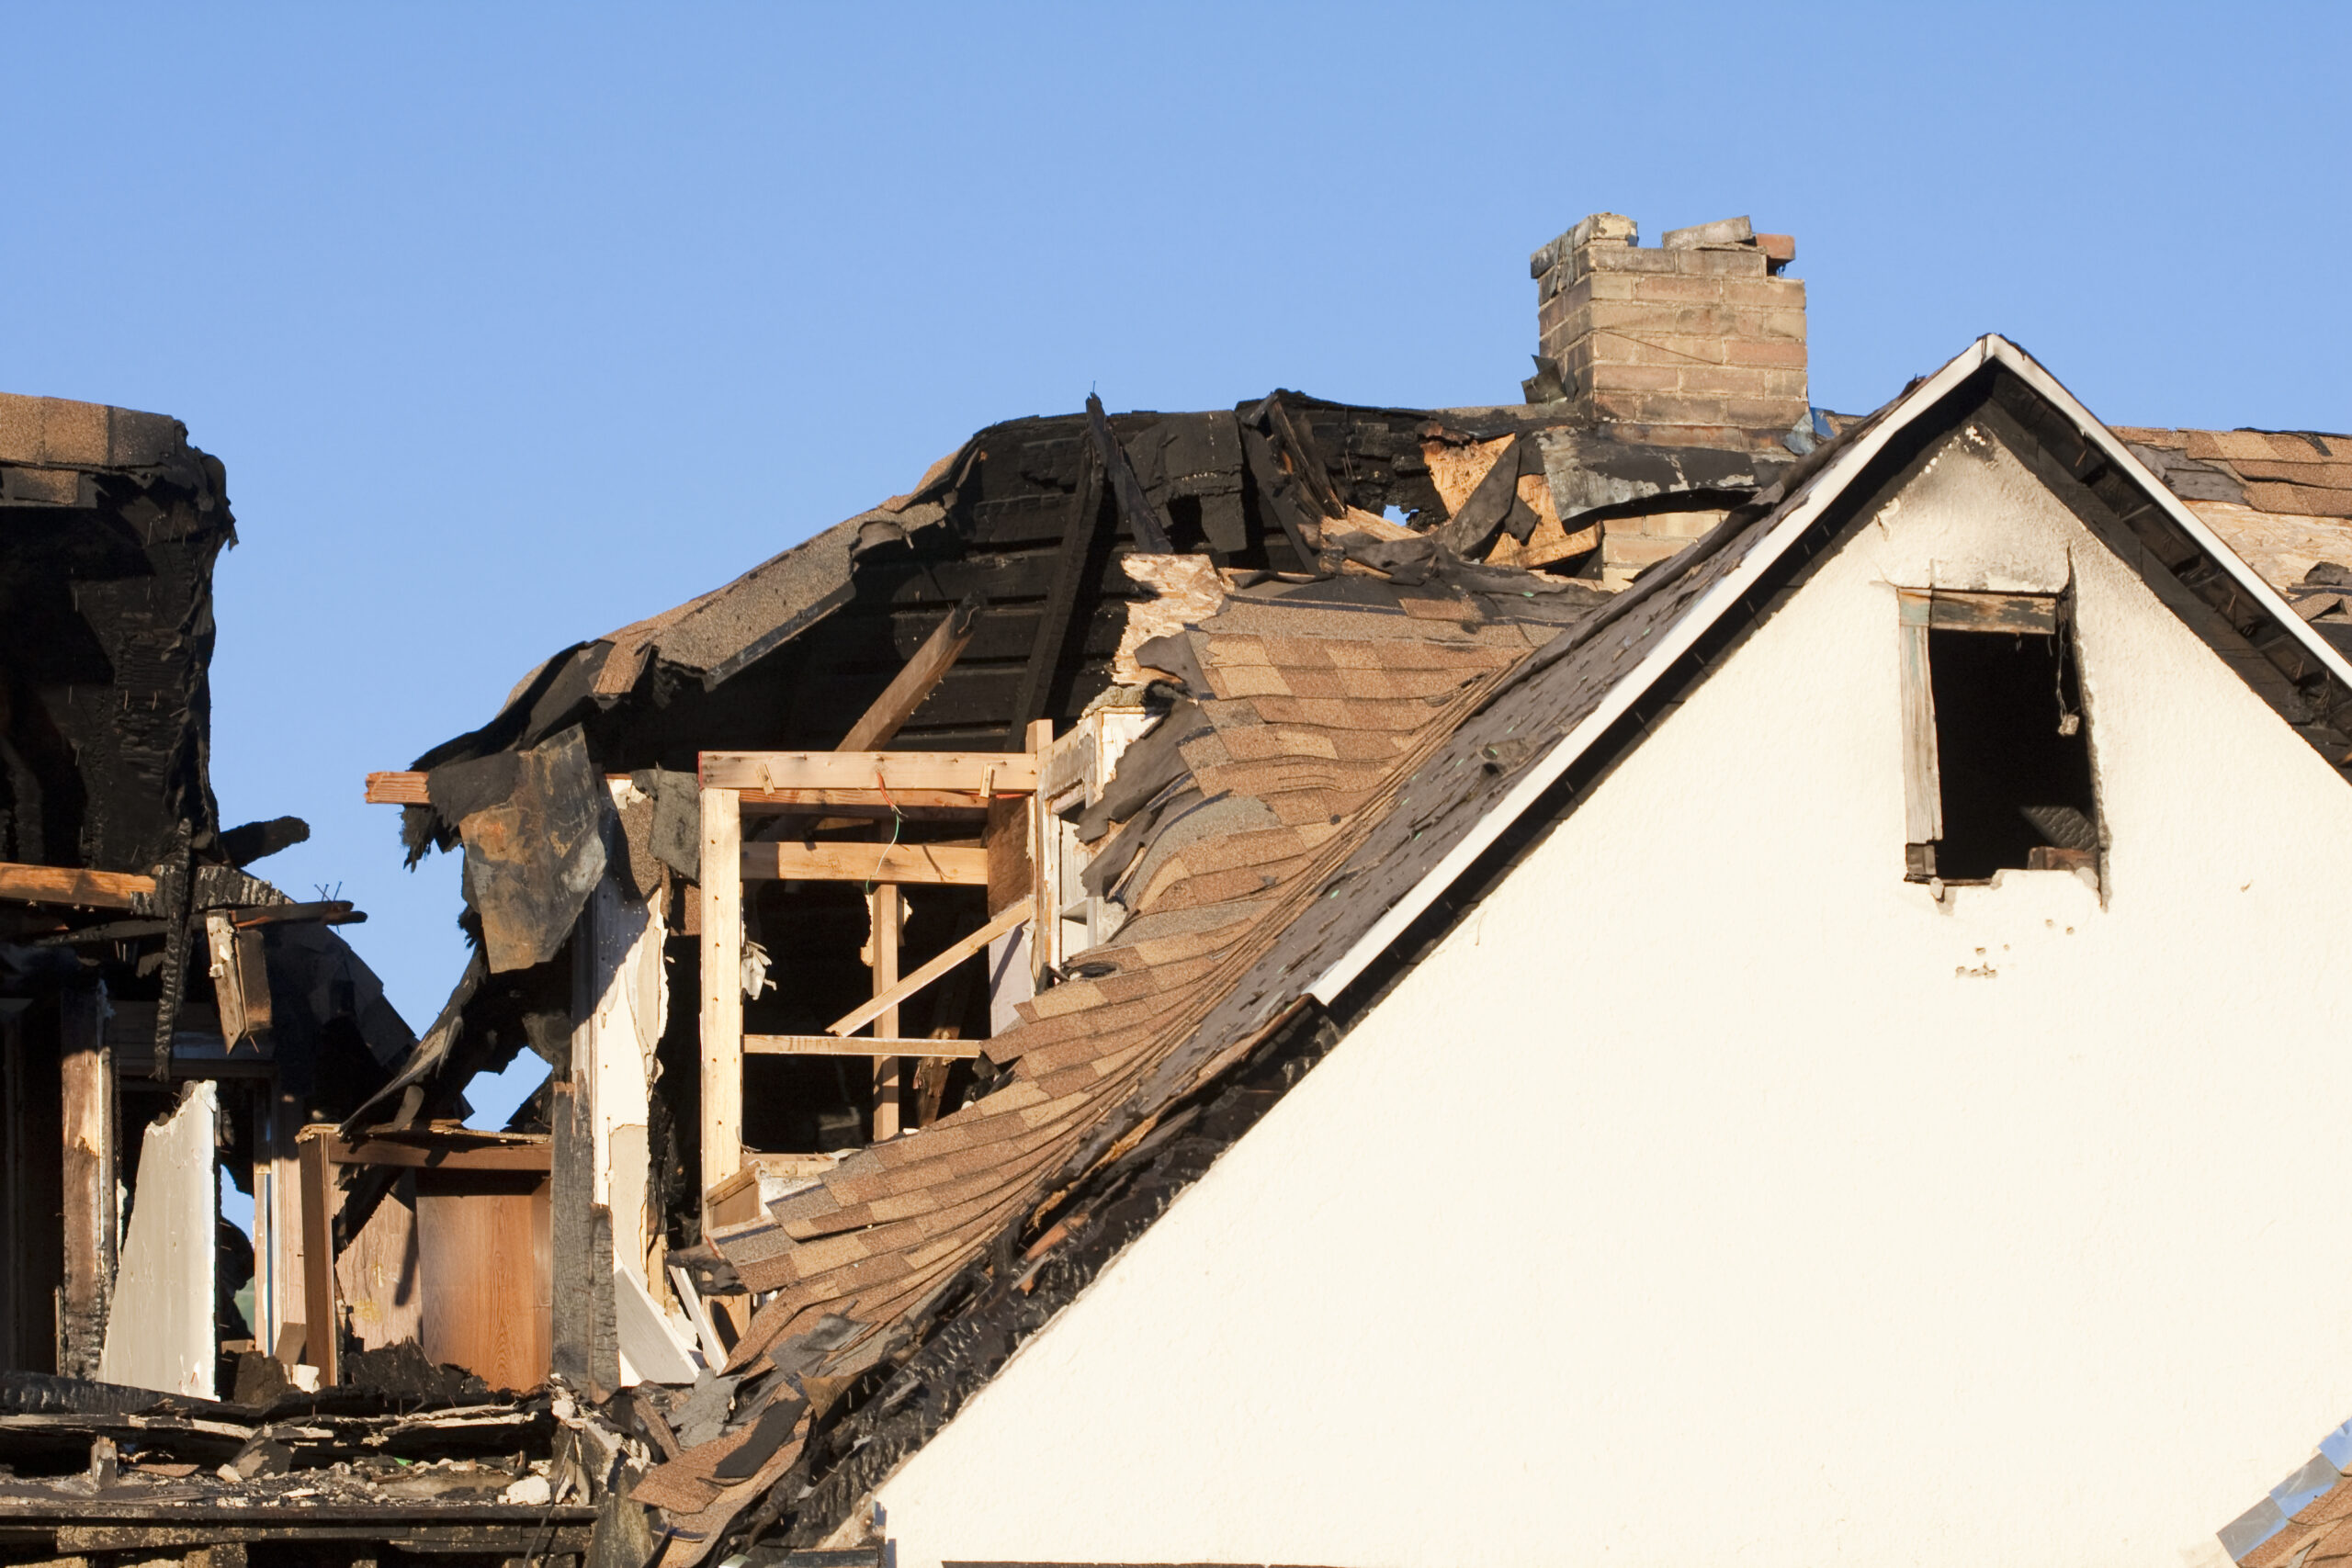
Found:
[14,210,2351,1567]
[318,210,1821,1565]
[0,214,1915,1568]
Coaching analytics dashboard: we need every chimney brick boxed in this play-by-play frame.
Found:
[1532,212,1808,446]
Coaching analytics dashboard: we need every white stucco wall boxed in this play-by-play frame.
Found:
[874,426,2352,1568]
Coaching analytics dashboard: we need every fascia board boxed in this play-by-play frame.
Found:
[1305,337,2000,1006]
[1979,335,2352,691]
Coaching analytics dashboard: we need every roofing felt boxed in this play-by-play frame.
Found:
[639,338,2352,1562]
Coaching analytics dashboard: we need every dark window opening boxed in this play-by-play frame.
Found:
[1925,625,2098,881]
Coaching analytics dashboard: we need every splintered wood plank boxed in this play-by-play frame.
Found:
[0,862,154,909]
[839,597,982,752]
[698,751,1039,795]
[57,988,113,1380]
[741,841,989,886]
[827,896,1035,1038]
[363,772,431,806]
[368,770,634,806]
[744,1035,985,1060]
[699,787,744,1196]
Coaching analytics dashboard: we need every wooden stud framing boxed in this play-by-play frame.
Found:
[745,1034,985,1060]
[868,887,902,1141]
[699,750,1039,795]
[693,716,1053,1175]
[828,896,1035,1039]
[698,786,743,1198]
[741,841,989,886]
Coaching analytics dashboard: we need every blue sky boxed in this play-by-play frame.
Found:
[6,2,2346,1133]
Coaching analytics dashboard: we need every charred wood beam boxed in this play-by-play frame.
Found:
[837,595,983,753]
[1085,394,1174,553]
[1006,441,1108,744]
[147,822,193,1083]
[1238,424,1320,569]
[1259,392,1347,519]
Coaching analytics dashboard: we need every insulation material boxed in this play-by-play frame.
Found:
[97,1081,219,1398]
[615,1266,698,1386]
[1112,555,1227,686]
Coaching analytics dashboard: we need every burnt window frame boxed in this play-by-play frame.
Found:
[1898,587,2100,885]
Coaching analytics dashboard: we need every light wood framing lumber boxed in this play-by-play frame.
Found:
[0,863,154,909]
[838,597,981,752]
[741,841,989,886]
[745,1034,985,1060]
[366,770,633,807]
[869,886,902,1140]
[698,751,1039,795]
[327,1138,551,1173]
[737,787,988,817]
[828,896,1035,1038]
[363,772,431,806]
[698,786,743,1195]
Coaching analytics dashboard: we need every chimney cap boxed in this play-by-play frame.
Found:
[1662,215,1755,250]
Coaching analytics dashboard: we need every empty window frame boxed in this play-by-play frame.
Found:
[1899,589,2099,883]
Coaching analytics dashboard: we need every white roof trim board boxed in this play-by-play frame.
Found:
[1307,334,2352,1007]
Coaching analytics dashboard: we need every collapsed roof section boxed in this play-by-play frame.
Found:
[1,391,413,1421]
[368,387,1807,1130]
[637,336,2352,1560]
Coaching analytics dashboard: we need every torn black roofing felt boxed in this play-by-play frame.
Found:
[0,402,235,873]
[709,338,2352,1557]
[2,394,417,1092]
[368,391,1761,1126]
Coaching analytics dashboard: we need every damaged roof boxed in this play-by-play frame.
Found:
[625,336,2352,1556]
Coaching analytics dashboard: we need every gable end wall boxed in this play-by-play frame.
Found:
[870,412,2352,1568]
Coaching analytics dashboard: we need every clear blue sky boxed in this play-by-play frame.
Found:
[7,3,2346,1129]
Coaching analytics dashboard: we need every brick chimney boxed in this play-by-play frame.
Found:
[1530,213,1806,449]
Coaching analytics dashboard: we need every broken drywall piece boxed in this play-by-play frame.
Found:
[98,1080,220,1398]
[614,1267,698,1386]
[669,1263,729,1368]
